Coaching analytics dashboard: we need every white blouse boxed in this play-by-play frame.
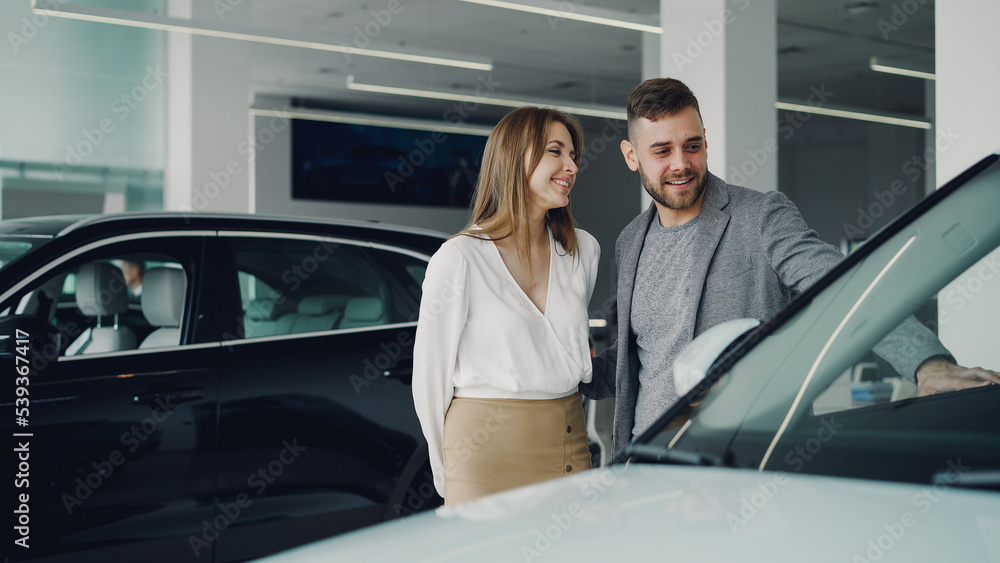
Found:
[412,227,600,497]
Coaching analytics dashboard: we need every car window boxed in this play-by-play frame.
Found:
[404,263,427,286]
[3,249,191,355]
[238,271,277,311]
[228,236,425,340]
[0,239,36,270]
[763,237,1000,484]
[808,244,1000,416]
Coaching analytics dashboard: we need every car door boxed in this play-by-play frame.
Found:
[212,232,435,562]
[0,233,220,562]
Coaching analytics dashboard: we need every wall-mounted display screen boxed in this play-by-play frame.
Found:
[292,119,488,208]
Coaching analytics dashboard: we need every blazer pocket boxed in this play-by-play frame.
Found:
[706,254,754,282]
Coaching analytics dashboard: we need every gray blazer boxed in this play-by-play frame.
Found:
[582,173,947,457]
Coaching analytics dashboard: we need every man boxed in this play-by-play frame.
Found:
[121,259,144,298]
[582,77,1000,458]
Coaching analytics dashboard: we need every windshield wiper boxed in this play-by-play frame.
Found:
[621,444,724,467]
[933,469,1000,492]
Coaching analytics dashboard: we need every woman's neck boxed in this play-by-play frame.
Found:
[525,208,548,249]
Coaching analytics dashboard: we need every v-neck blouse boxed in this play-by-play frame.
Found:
[412,228,599,494]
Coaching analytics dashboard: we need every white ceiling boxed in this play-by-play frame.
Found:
[214,0,934,127]
[243,0,653,122]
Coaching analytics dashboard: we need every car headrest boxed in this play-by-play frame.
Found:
[298,295,345,316]
[246,298,294,321]
[142,267,187,328]
[76,262,130,317]
[343,296,384,323]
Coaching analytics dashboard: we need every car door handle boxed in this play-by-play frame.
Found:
[133,385,205,407]
[383,359,413,382]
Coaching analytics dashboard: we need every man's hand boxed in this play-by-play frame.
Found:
[916,359,1000,396]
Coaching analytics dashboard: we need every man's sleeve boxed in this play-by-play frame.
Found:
[758,191,844,298]
[872,317,952,382]
[759,191,951,382]
[583,342,617,399]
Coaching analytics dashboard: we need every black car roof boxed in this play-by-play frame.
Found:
[0,215,89,236]
[0,212,449,241]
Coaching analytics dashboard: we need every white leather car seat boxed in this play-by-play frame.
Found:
[140,267,187,349]
[287,295,348,334]
[339,296,386,329]
[66,262,137,355]
[244,298,296,338]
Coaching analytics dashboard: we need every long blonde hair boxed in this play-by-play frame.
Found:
[456,107,583,264]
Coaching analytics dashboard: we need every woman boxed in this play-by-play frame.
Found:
[412,107,600,505]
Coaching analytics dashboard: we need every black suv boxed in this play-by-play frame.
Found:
[1,213,446,562]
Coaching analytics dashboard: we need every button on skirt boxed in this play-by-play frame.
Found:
[442,392,592,505]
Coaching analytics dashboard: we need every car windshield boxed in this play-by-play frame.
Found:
[637,154,1000,486]
[0,237,39,271]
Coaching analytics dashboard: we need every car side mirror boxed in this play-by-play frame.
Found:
[673,318,761,397]
[0,315,62,374]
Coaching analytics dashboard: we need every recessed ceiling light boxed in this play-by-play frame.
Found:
[776,100,930,129]
[347,77,627,120]
[251,106,495,136]
[33,0,494,71]
[456,0,661,34]
[869,57,935,80]
[843,1,878,16]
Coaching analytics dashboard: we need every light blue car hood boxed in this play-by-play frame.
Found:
[255,464,1000,562]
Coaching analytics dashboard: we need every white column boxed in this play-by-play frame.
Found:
[935,1,1000,184]
[638,31,660,211]
[923,79,936,197]
[641,31,660,83]
[658,0,777,192]
[165,0,252,213]
[935,0,1000,370]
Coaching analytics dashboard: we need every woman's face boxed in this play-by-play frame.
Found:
[525,121,578,214]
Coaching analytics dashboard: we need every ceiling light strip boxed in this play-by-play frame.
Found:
[251,108,495,137]
[869,60,936,81]
[775,101,931,129]
[457,0,661,33]
[31,0,492,71]
[347,80,627,120]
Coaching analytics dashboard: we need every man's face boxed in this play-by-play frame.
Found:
[621,106,709,217]
[121,263,140,286]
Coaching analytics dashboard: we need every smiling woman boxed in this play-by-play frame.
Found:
[412,107,601,505]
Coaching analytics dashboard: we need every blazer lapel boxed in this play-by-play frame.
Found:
[684,174,731,340]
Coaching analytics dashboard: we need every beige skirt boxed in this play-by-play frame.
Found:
[442,392,592,505]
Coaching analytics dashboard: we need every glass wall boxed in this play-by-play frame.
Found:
[775,1,936,248]
[0,0,164,218]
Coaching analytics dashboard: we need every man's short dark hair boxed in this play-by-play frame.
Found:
[626,78,702,140]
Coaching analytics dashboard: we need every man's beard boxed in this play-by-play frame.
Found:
[638,161,707,211]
